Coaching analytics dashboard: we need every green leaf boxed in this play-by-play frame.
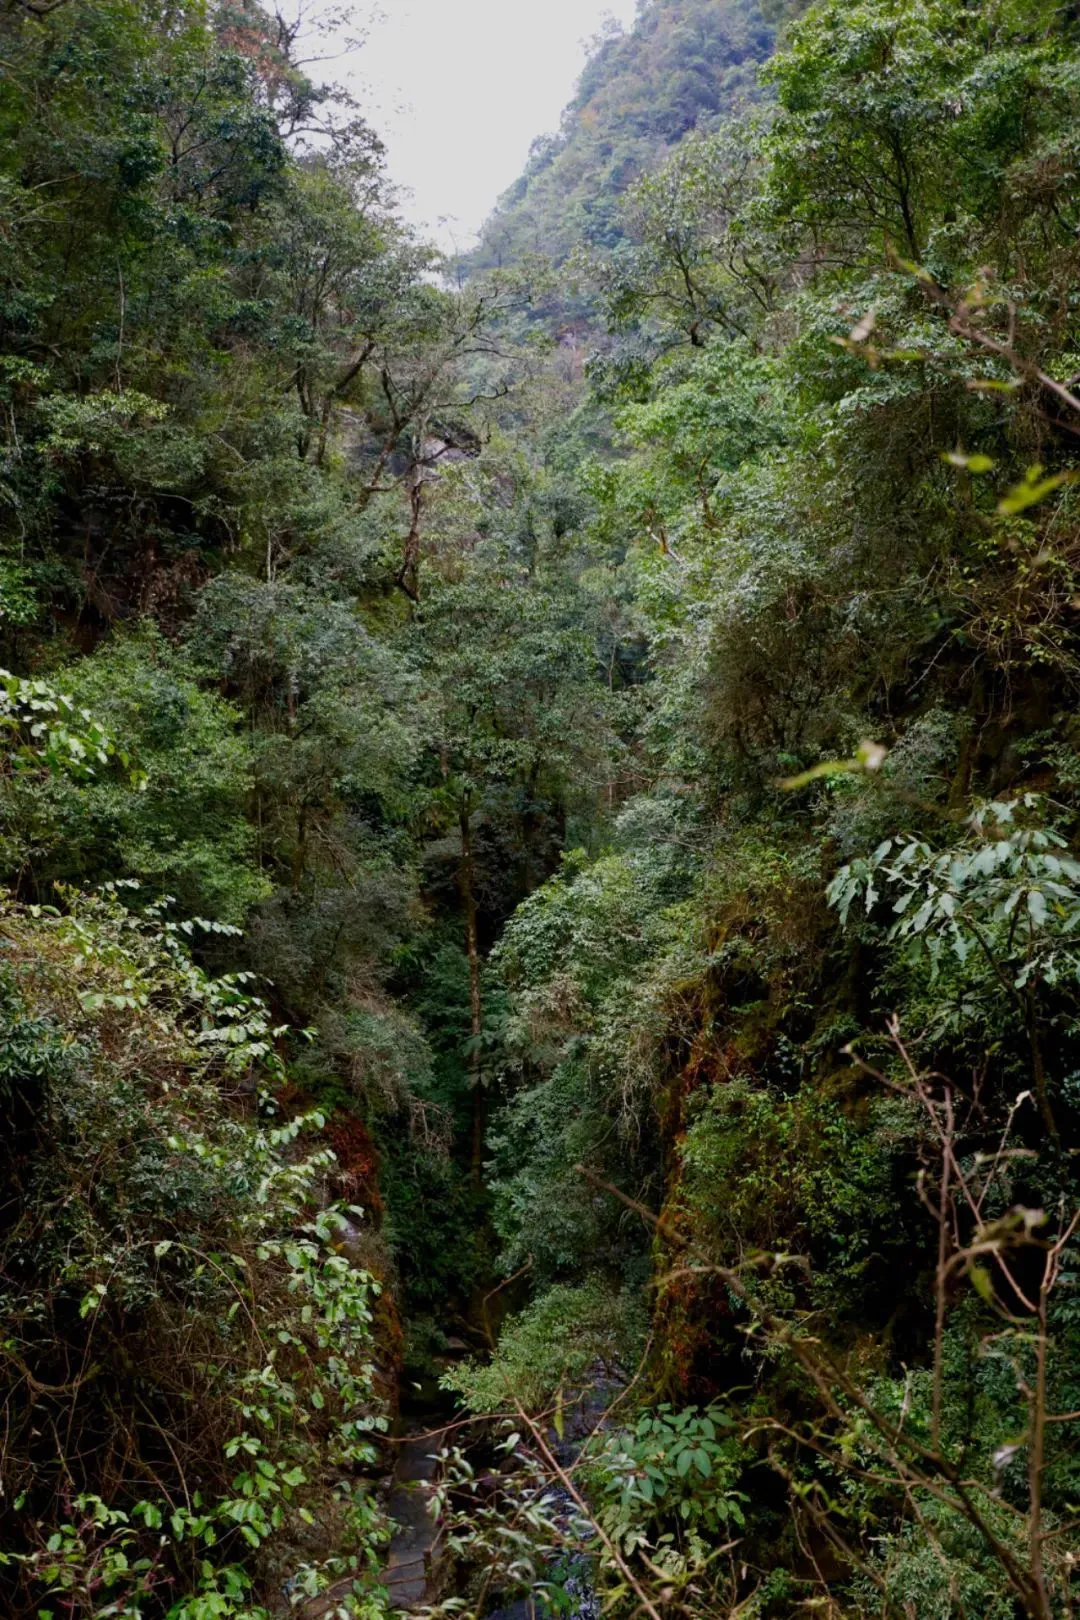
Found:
[942,451,995,473]
[998,469,1079,515]
[970,1265,996,1306]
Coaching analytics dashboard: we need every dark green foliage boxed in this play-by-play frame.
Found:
[0,894,392,1620]
[460,0,1080,1611]
[5,0,1080,1614]
[3,629,267,921]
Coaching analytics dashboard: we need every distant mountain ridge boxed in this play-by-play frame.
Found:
[469,0,774,272]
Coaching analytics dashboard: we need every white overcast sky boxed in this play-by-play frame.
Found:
[325,1,639,248]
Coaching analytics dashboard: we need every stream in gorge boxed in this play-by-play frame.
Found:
[371,1389,605,1620]
[378,1419,537,1618]
[382,1426,447,1611]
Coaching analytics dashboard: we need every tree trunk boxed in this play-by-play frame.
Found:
[397,468,425,604]
[458,797,485,1187]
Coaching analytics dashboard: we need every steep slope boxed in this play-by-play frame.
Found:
[469,0,773,271]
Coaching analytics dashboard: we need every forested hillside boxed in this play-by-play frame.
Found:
[2,1,1080,1618]
[469,0,774,271]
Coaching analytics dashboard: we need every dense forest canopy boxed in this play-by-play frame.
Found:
[2,1,1080,1618]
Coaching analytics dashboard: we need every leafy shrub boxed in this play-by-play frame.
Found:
[583,1404,748,1554]
[443,1280,647,1417]
[0,632,268,925]
[0,891,392,1619]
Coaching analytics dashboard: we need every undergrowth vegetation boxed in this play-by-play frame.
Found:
[0,883,393,1618]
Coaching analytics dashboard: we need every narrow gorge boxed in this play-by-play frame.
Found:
[1,1,1080,1617]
